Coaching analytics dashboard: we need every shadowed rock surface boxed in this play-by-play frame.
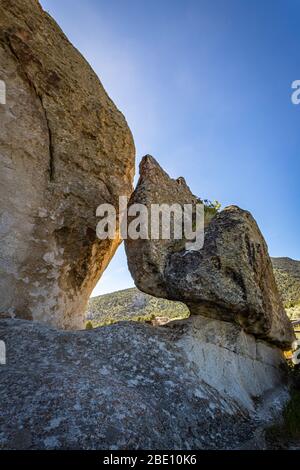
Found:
[125,156,294,349]
[0,0,135,329]
[0,318,289,450]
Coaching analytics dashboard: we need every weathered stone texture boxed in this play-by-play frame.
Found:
[0,0,135,328]
[0,318,289,449]
[125,156,294,349]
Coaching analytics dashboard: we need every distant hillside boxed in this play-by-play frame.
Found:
[86,258,300,328]
[87,287,189,327]
[271,257,300,321]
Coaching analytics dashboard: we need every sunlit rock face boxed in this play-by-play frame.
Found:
[125,156,295,349]
[0,317,289,450]
[0,0,135,328]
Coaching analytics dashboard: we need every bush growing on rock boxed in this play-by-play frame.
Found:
[85,321,93,330]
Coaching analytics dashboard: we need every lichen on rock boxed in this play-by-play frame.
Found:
[125,156,295,349]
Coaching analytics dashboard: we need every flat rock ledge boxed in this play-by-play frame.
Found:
[0,317,289,450]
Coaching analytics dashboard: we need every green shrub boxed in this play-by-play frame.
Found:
[266,364,300,445]
[285,299,300,309]
[282,390,300,438]
[203,199,221,213]
[85,320,93,330]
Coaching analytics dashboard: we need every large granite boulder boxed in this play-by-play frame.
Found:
[125,156,294,349]
[0,317,289,449]
[0,0,135,328]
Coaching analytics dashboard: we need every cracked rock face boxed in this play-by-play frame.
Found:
[125,156,294,349]
[0,0,135,328]
[0,318,289,449]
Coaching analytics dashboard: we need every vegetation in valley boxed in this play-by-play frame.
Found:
[86,287,189,328]
[271,257,300,321]
[272,257,300,303]
[266,363,300,447]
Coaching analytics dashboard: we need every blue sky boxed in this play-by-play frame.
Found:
[41,0,300,296]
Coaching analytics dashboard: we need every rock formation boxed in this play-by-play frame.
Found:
[125,156,295,349]
[0,2,295,451]
[0,317,289,450]
[0,0,135,328]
